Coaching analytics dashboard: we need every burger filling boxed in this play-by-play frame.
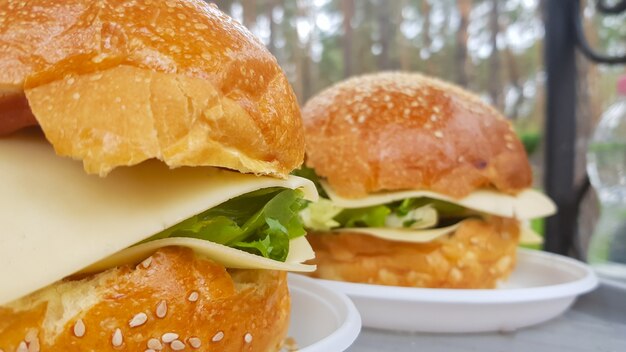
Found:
[294,166,480,232]
[142,187,307,262]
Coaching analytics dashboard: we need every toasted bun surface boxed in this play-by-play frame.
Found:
[302,72,532,198]
[0,0,303,177]
[0,247,289,352]
[306,217,519,288]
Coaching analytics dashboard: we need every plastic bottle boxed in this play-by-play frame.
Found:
[586,75,626,281]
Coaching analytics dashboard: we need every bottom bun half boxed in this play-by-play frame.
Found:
[306,217,520,289]
[0,247,289,352]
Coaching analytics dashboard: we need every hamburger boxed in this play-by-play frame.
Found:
[0,1,318,351]
[297,72,556,289]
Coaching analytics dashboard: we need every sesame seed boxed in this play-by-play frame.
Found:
[112,328,123,347]
[244,333,253,344]
[187,291,199,302]
[170,340,185,350]
[16,341,28,352]
[430,114,438,122]
[145,349,156,352]
[433,106,441,113]
[72,92,80,100]
[25,330,37,343]
[17,341,27,352]
[212,331,224,342]
[73,319,86,337]
[92,53,108,63]
[147,338,162,350]
[129,312,148,328]
[506,142,515,150]
[66,77,75,85]
[161,333,179,343]
[434,130,444,139]
[156,300,167,318]
[28,337,41,352]
[424,123,432,129]
[141,257,152,268]
[188,337,201,349]
[458,156,465,163]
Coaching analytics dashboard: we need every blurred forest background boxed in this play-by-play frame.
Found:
[211,0,625,251]
[210,0,625,146]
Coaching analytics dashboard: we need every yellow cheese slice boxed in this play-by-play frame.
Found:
[82,236,316,274]
[334,223,462,243]
[0,132,318,305]
[321,181,556,220]
[334,220,542,245]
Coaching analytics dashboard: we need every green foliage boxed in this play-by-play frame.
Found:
[520,130,542,156]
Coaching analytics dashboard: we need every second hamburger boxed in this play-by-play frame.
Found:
[298,72,556,289]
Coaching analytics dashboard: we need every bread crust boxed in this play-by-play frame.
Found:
[0,247,290,352]
[0,0,303,177]
[306,217,520,289]
[302,72,532,198]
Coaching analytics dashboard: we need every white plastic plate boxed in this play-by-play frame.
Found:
[313,248,598,332]
[287,273,362,351]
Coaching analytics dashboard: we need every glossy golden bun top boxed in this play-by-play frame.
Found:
[0,0,303,177]
[302,72,532,198]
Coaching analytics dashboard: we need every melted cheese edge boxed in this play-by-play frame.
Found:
[0,133,318,305]
[321,181,556,220]
[334,220,543,244]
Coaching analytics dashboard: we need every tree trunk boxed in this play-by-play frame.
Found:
[421,0,432,74]
[342,0,354,78]
[488,0,503,110]
[377,0,392,70]
[397,0,410,71]
[455,0,471,87]
[267,0,277,55]
[504,47,523,119]
[242,1,256,30]
[214,0,234,15]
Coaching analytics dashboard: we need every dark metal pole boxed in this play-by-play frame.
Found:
[543,0,578,255]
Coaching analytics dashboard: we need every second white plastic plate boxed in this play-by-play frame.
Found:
[312,248,598,333]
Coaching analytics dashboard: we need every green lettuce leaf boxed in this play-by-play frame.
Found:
[301,193,472,231]
[143,187,307,262]
[334,205,391,228]
[300,198,343,231]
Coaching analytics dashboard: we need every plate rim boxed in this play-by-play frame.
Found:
[312,248,599,304]
[288,273,362,352]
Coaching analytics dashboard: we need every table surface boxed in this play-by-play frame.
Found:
[348,279,626,352]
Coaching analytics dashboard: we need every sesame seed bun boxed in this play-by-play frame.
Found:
[0,247,290,352]
[0,0,303,177]
[1,1,303,349]
[302,72,532,198]
[307,217,520,289]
